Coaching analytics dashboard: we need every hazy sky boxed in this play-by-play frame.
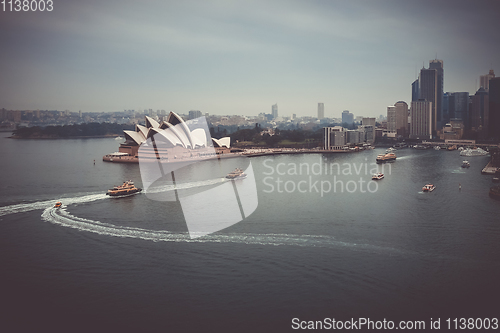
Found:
[1,0,499,118]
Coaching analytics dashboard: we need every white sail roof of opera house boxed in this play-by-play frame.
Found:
[121,112,229,149]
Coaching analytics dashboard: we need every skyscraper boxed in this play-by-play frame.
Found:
[271,104,278,119]
[387,106,396,132]
[410,99,432,139]
[419,67,438,135]
[471,88,489,138]
[395,101,409,137]
[318,103,324,119]
[480,69,495,91]
[429,59,444,127]
[488,77,500,141]
[412,79,419,101]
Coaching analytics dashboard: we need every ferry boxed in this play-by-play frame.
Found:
[54,201,62,208]
[461,160,470,168]
[226,168,247,180]
[372,173,384,180]
[422,184,436,192]
[460,147,488,157]
[376,153,396,163]
[106,180,142,197]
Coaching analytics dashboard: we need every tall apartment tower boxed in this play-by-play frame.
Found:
[318,103,324,119]
[271,104,278,119]
[419,67,438,135]
[480,69,495,91]
[410,99,432,139]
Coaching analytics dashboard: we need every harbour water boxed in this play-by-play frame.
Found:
[1,133,499,332]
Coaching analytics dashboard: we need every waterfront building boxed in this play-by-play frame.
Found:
[272,104,278,119]
[347,130,363,145]
[359,125,374,143]
[489,77,500,141]
[480,69,495,91]
[318,103,324,120]
[410,99,432,139]
[323,126,346,150]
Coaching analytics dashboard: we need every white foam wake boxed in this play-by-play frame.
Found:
[0,193,106,217]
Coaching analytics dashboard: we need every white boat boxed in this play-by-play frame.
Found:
[460,147,488,156]
[461,160,470,168]
[386,147,396,153]
[115,136,124,140]
[434,146,441,150]
[372,172,384,180]
[226,168,247,180]
[422,184,436,192]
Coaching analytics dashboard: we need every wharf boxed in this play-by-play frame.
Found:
[482,161,499,175]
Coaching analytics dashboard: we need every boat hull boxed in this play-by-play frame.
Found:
[106,188,142,197]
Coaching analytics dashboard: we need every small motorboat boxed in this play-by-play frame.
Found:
[54,201,62,208]
[492,177,500,183]
[422,184,436,192]
[372,172,384,180]
[106,180,142,197]
[226,168,247,180]
[461,160,470,168]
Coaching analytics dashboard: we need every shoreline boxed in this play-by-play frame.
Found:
[8,134,121,140]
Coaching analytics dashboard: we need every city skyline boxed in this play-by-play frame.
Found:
[1,1,499,118]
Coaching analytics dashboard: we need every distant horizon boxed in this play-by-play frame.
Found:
[1,1,499,118]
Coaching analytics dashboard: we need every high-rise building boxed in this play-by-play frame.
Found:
[341,110,354,125]
[362,117,376,127]
[429,59,444,127]
[412,79,419,101]
[480,69,495,91]
[410,99,432,139]
[394,101,409,137]
[488,77,500,141]
[318,103,324,119]
[188,110,202,120]
[470,88,489,138]
[419,67,438,135]
[271,104,278,119]
[452,92,470,127]
[387,106,396,133]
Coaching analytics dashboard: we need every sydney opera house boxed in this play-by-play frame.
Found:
[103,112,231,163]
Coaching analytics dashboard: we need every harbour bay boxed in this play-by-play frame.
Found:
[1,133,499,332]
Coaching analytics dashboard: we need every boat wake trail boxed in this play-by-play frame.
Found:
[0,193,106,217]
[0,178,227,217]
[40,207,410,254]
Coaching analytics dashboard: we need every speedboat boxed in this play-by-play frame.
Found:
[461,160,470,168]
[372,173,384,180]
[226,168,247,180]
[106,180,142,197]
[422,184,436,192]
[54,201,62,208]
